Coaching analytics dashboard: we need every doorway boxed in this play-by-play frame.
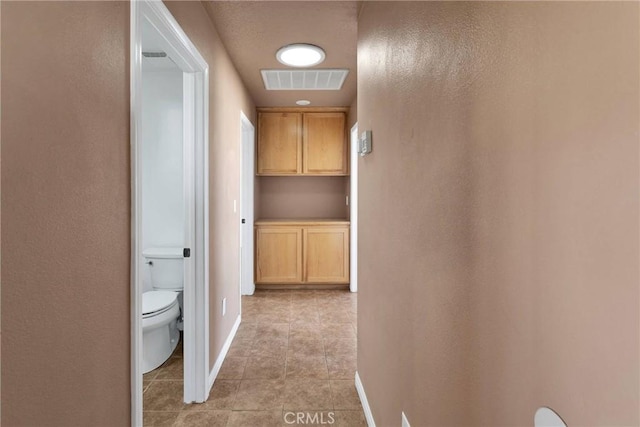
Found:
[240,113,256,296]
[131,1,210,425]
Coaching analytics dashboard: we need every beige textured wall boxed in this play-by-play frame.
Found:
[1,2,131,425]
[1,2,256,424]
[357,2,639,426]
[347,96,357,130]
[165,1,256,370]
[258,177,348,219]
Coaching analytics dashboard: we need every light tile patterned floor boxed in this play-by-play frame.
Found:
[143,289,365,426]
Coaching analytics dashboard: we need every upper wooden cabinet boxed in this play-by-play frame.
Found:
[303,113,347,175]
[257,112,302,175]
[257,109,348,176]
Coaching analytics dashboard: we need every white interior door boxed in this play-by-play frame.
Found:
[240,113,255,296]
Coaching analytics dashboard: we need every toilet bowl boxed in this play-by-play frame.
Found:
[141,247,184,374]
[142,290,180,373]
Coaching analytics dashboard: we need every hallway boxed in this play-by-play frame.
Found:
[144,290,365,426]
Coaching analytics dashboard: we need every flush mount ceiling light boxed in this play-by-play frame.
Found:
[276,44,325,67]
[296,100,311,106]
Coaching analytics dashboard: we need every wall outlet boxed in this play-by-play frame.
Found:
[233,200,237,213]
[401,412,410,427]
[222,297,227,316]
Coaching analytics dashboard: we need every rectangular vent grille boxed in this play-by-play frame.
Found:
[261,69,349,90]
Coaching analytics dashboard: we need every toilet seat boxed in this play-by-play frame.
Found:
[143,291,178,318]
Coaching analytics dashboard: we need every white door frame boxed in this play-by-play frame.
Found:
[131,1,210,425]
[350,123,358,293]
[240,112,256,296]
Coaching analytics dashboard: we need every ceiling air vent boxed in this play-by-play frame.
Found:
[261,69,349,91]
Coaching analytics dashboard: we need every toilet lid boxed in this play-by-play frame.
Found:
[143,291,178,315]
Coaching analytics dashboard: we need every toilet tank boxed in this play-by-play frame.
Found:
[142,248,184,291]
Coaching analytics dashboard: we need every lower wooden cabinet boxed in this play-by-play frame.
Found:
[304,226,349,283]
[255,220,349,285]
[255,226,302,283]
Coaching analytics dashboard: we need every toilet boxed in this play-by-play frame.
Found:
[142,247,184,374]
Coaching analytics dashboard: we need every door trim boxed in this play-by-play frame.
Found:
[350,123,358,293]
[130,1,210,424]
[240,112,255,296]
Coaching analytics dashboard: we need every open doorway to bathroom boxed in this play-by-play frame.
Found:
[131,1,210,425]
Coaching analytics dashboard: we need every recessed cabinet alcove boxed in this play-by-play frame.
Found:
[255,107,350,288]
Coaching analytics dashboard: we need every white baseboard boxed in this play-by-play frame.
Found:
[355,371,376,427]
[207,314,241,394]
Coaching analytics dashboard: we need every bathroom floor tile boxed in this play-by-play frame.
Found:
[287,337,324,358]
[173,410,229,427]
[227,338,254,358]
[256,323,290,340]
[226,410,283,427]
[144,369,159,381]
[154,356,183,380]
[319,310,352,324]
[217,357,247,380]
[249,337,288,359]
[241,307,261,322]
[243,356,286,380]
[235,322,258,340]
[289,323,323,340]
[290,306,321,322]
[319,323,356,339]
[326,355,356,380]
[290,293,317,304]
[283,379,333,411]
[143,411,180,427]
[256,311,291,323]
[330,380,362,410]
[285,356,329,379]
[233,379,285,410]
[172,339,183,358]
[323,338,356,358]
[144,380,185,411]
[333,410,367,426]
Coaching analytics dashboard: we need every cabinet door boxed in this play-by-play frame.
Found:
[256,227,303,283]
[257,112,302,175]
[303,226,349,283]
[303,113,347,175]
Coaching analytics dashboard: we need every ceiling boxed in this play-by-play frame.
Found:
[203,1,360,108]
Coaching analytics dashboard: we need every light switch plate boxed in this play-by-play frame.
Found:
[359,130,372,156]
